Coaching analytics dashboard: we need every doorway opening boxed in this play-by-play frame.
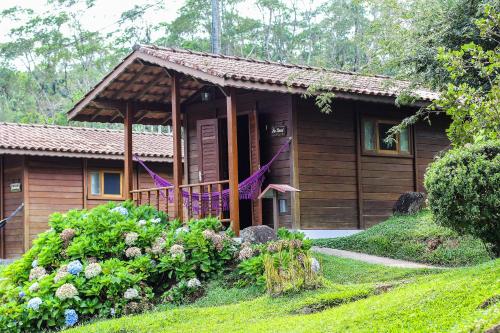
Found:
[219,114,253,229]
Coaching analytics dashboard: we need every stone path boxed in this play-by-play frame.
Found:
[312,246,444,269]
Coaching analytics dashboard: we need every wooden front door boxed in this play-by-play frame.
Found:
[248,109,262,225]
[197,119,220,183]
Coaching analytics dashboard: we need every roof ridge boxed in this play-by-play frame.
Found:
[135,44,397,80]
[0,122,172,136]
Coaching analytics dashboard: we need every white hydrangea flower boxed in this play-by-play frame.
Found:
[53,265,69,283]
[84,263,102,279]
[137,219,147,227]
[124,288,139,300]
[238,246,254,261]
[175,227,189,236]
[151,237,166,254]
[187,278,201,288]
[150,217,161,224]
[29,267,47,281]
[31,259,38,268]
[55,283,78,300]
[27,297,42,311]
[125,247,142,258]
[28,282,39,293]
[125,232,139,246]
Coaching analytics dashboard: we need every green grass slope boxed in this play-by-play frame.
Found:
[66,256,500,333]
[314,210,491,266]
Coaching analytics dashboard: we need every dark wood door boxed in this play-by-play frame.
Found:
[197,119,220,182]
[249,109,262,225]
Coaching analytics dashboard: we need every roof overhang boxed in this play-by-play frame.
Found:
[0,148,173,163]
[68,47,434,123]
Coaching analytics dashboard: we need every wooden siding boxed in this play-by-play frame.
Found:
[297,98,358,229]
[185,91,293,228]
[2,155,25,258]
[414,115,450,192]
[1,155,173,257]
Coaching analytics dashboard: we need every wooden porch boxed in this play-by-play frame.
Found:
[68,55,244,234]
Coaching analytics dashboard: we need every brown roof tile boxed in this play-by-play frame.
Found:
[0,123,174,162]
[136,45,438,101]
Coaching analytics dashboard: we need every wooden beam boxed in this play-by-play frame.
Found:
[172,73,183,220]
[226,87,240,235]
[354,107,364,229]
[82,159,88,209]
[290,96,301,230]
[182,111,189,185]
[124,103,134,200]
[23,156,30,252]
[111,62,148,99]
[131,69,170,100]
[110,111,124,122]
[412,125,418,192]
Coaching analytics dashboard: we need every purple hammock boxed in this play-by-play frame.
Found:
[134,137,292,216]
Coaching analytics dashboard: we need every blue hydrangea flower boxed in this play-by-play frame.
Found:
[64,309,78,327]
[31,259,38,268]
[67,260,83,275]
[27,297,42,311]
[18,291,25,298]
[111,206,128,216]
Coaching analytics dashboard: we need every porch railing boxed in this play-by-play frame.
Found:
[130,180,230,223]
[130,186,174,215]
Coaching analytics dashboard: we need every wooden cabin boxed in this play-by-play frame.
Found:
[67,45,450,236]
[0,123,174,258]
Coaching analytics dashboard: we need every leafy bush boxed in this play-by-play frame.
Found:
[0,202,238,332]
[425,141,500,256]
[238,229,322,295]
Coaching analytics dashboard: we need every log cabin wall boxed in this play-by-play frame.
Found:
[296,98,359,230]
[2,155,25,258]
[185,91,293,228]
[0,155,173,257]
[296,98,450,230]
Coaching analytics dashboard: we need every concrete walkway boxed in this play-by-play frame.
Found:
[312,246,442,269]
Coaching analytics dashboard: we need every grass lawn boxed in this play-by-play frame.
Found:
[65,254,500,333]
[313,210,491,267]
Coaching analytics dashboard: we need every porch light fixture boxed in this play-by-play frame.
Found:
[201,91,211,102]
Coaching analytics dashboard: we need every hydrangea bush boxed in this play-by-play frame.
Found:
[0,202,238,332]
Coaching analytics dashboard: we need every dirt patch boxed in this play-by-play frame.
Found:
[479,295,500,309]
[426,238,443,252]
[293,294,370,315]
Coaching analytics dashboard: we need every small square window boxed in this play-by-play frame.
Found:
[361,118,412,156]
[88,170,123,199]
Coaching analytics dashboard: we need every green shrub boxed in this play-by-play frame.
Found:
[425,141,500,256]
[0,202,238,332]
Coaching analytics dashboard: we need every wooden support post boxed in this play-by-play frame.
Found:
[290,96,301,230]
[124,103,134,200]
[172,73,183,220]
[226,87,240,235]
[82,159,88,209]
[354,108,364,229]
[272,190,279,233]
[23,156,30,252]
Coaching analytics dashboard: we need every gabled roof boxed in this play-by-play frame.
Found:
[67,45,438,124]
[0,123,174,162]
[136,45,438,101]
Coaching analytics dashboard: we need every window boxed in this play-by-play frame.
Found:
[88,170,123,199]
[362,118,412,156]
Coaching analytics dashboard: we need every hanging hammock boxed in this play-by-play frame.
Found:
[134,137,291,215]
[0,203,24,230]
